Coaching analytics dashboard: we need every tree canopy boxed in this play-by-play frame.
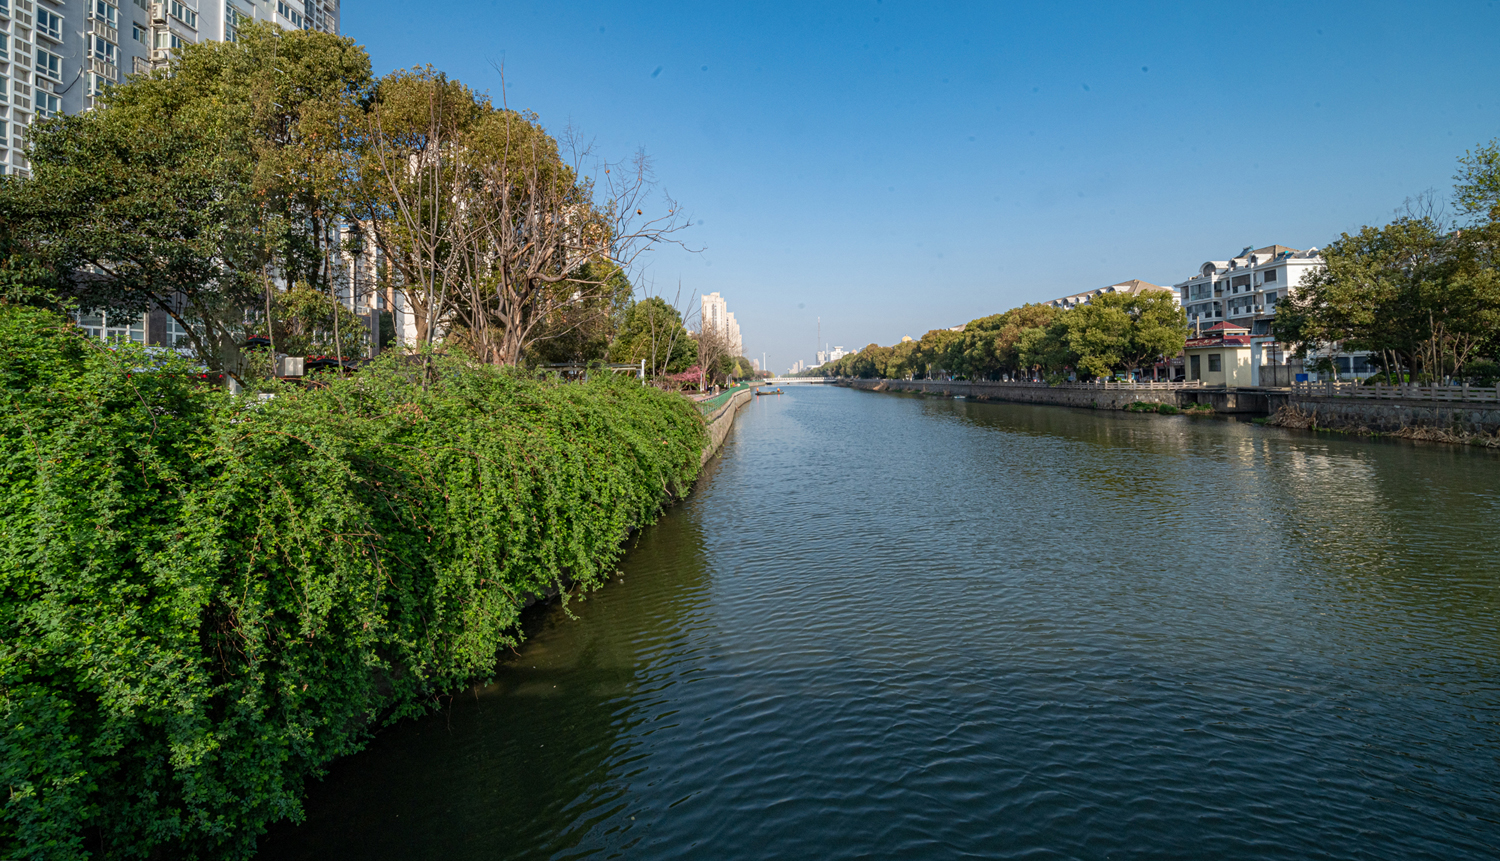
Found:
[1273,143,1500,381]
[815,295,1186,382]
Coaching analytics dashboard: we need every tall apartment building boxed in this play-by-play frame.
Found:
[700,291,743,357]
[0,0,339,176]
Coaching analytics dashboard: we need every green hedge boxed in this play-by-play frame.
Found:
[0,306,706,859]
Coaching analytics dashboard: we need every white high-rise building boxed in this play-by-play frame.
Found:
[700,291,743,357]
[1,0,340,176]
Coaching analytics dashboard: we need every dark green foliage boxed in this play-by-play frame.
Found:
[1125,401,1179,415]
[0,306,705,859]
[817,294,1186,382]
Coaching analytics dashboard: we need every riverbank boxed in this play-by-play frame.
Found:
[841,377,1500,447]
[1266,402,1500,447]
[261,382,1500,861]
[700,384,756,465]
[0,306,710,860]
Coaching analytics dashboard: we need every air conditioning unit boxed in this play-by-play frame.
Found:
[151,4,166,23]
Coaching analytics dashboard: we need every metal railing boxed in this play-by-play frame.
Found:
[867,378,1204,391]
[1292,380,1500,404]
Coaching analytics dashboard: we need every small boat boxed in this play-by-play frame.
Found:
[755,388,784,396]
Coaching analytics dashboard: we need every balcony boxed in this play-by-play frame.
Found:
[87,18,118,43]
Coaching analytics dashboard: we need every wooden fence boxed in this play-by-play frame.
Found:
[1292,380,1500,404]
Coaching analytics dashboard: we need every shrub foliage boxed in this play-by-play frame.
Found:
[0,306,706,859]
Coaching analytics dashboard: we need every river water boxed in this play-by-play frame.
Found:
[261,386,1500,860]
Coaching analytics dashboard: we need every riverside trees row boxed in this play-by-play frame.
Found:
[819,143,1500,386]
[1270,144,1500,384]
[818,290,1190,382]
[0,23,751,386]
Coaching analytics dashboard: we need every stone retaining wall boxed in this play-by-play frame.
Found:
[1273,395,1500,439]
[839,378,1179,410]
[701,387,755,465]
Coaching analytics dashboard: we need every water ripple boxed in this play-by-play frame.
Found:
[262,388,1500,861]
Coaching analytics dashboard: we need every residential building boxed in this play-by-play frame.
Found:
[816,345,849,365]
[1174,245,1380,383]
[1042,279,1176,311]
[2,0,339,178]
[1174,245,1322,338]
[700,291,743,357]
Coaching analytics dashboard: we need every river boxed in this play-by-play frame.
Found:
[261,385,1500,860]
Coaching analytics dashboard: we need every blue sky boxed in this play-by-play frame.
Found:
[346,0,1500,372]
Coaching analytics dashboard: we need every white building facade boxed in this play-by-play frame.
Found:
[700,291,743,357]
[1174,245,1321,338]
[1174,244,1376,383]
[1,0,339,176]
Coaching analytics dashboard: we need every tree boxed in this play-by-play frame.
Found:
[1058,299,1131,378]
[993,304,1061,376]
[608,296,697,376]
[358,69,692,365]
[1454,138,1500,222]
[692,324,735,389]
[1104,291,1189,376]
[1018,321,1071,378]
[0,24,372,381]
[523,260,633,365]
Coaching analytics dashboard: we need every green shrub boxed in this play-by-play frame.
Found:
[1156,404,1179,415]
[0,306,706,859]
[1461,358,1499,387]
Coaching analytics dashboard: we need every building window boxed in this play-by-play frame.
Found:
[1208,354,1222,373]
[133,23,147,43]
[1265,291,1278,306]
[89,35,119,63]
[0,74,8,104]
[225,3,244,40]
[36,48,63,81]
[1190,355,1201,380]
[0,33,8,62]
[169,1,197,28]
[276,0,304,28]
[155,31,185,50]
[36,8,64,41]
[76,310,146,344]
[86,72,112,95]
[134,0,149,8]
[1263,268,1278,283]
[36,92,60,119]
[166,317,195,348]
[91,1,119,26]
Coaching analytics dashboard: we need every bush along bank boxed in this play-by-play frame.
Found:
[0,306,707,860]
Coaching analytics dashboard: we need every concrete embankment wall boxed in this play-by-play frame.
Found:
[701,387,756,465]
[841,378,1500,445]
[1269,395,1500,444]
[839,378,1179,410]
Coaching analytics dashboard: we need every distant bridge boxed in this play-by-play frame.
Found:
[762,376,838,385]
